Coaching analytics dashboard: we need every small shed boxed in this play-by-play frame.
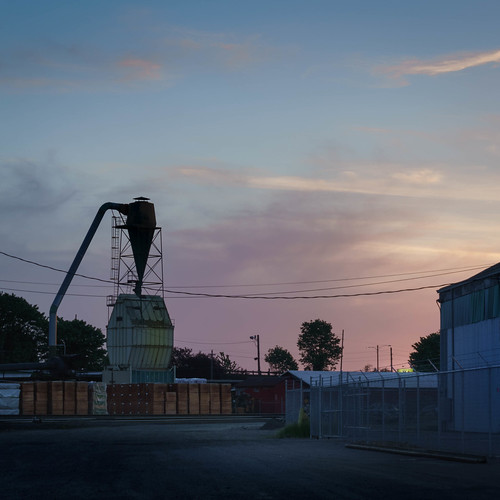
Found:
[234,376,285,414]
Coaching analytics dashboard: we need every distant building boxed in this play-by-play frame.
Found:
[438,263,500,432]
[234,376,284,414]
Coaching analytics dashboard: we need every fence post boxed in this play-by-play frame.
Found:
[461,368,465,454]
[381,376,385,441]
[396,371,402,443]
[300,378,303,419]
[339,371,343,437]
[285,379,288,423]
[488,366,492,457]
[318,376,322,439]
[416,372,420,442]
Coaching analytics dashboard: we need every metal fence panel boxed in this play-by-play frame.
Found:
[297,366,500,457]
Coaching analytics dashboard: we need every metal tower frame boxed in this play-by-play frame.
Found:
[107,211,164,308]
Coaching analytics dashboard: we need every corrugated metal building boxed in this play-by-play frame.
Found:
[438,263,500,370]
[105,294,174,383]
[285,370,438,388]
[438,263,500,432]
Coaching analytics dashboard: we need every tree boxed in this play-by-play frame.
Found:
[409,332,440,371]
[264,346,298,373]
[55,318,108,371]
[297,319,342,371]
[0,293,48,363]
[170,347,242,379]
[216,352,241,374]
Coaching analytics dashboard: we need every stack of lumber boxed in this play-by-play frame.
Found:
[188,384,200,414]
[172,383,189,414]
[76,382,89,415]
[199,384,210,414]
[152,383,167,415]
[107,383,154,415]
[34,381,49,415]
[17,381,233,416]
[209,384,221,414]
[221,384,232,414]
[20,382,35,415]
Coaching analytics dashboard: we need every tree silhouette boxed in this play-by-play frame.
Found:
[55,318,107,371]
[171,347,242,379]
[409,332,440,371]
[264,346,298,373]
[0,293,47,363]
[297,319,341,371]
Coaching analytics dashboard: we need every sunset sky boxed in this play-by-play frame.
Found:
[2,0,500,372]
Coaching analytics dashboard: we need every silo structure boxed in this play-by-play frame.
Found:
[106,294,174,383]
[103,198,175,384]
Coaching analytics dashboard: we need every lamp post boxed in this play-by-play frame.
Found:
[250,335,261,375]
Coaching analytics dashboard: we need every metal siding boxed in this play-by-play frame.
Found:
[107,294,173,369]
[451,318,500,368]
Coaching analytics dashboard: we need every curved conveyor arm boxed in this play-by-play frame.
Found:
[48,202,129,350]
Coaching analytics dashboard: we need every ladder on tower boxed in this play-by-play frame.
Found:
[107,215,121,307]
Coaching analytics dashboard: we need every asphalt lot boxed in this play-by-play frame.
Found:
[1,417,499,499]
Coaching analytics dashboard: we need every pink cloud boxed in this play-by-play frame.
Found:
[377,48,500,83]
[117,58,162,80]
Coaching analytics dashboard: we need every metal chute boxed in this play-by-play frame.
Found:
[48,198,157,351]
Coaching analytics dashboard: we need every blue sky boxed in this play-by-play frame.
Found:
[2,1,500,371]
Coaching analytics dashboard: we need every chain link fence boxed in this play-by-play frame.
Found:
[286,366,500,457]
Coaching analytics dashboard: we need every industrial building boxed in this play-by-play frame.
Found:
[438,263,500,432]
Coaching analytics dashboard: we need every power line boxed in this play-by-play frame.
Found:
[0,287,108,298]
[173,268,481,297]
[175,339,253,346]
[159,282,450,299]
[0,249,485,299]
[162,263,494,289]
[1,250,490,289]
[0,279,111,288]
[0,251,113,284]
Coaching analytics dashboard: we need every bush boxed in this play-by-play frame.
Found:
[276,408,310,438]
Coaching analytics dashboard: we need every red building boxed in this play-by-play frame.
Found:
[234,376,285,414]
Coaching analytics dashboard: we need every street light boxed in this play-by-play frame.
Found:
[249,335,261,375]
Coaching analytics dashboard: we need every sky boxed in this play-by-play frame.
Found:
[2,0,500,372]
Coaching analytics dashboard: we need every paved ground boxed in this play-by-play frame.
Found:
[1,417,499,499]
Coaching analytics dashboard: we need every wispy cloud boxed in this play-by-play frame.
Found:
[176,163,500,203]
[117,58,162,81]
[377,48,500,84]
[0,25,273,91]
[391,169,442,185]
[165,29,274,70]
[176,165,450,197]
[0,45,170,90]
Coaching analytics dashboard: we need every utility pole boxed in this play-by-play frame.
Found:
[250,335,261,375]
[369,345,380,371]
[340,329,344,373]
[370,344,391,371]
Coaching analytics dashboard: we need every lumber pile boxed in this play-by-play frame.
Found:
[17,381,232,416]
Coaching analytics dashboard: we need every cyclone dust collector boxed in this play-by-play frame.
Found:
[48,198,174,383]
